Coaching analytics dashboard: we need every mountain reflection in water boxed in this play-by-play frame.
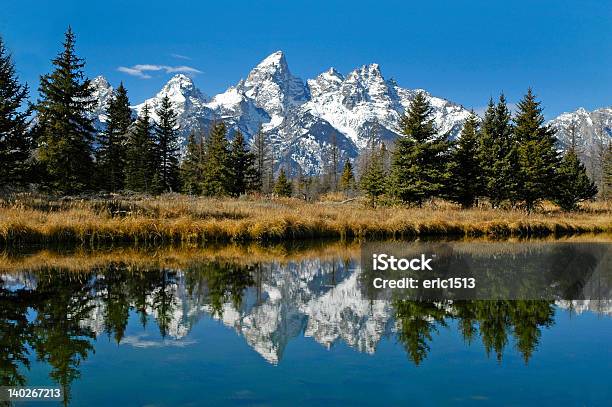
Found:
[0,240,610,406]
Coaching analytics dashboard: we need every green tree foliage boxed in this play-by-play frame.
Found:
[95,83,132,192]
[229,131,257,196]
[125,104,155,193]
[448,114,484,207]
[603,142,612,200]
[390,92,451,204]
[553,148,597,210]
[180,131,205,194]
[360,144,387,206]
[477,95,520,206]
[339,159,356,192]
[0,36,33,188]
[201,122,231,196]
[35,27,95,194]
[514,89,560,211]
[153,95,180,193]
[273,168,292,197]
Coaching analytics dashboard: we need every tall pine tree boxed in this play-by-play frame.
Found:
[360,145,386,206]
[477,94,520,206]
[95,83,132,192]
[180,131,205,195]
[273,168,292,197]
[36,27,95,194]
[554,147,597,210]
[201,122,231,196]
[448,114,484,208]
[153,95,180,193]
[229,131,257,196]
[339,159,356,192]
[0,36,32,188]
[514,89,560,211]
[390,92,451,205]
[125,104,155,193]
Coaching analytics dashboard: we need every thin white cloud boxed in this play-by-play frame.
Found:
[171,53,192,60]
[117,64,202,79]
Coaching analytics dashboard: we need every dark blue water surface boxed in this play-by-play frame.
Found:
[1,241,611,406]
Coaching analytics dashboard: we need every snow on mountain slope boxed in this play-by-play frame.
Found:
[134,74,213,137]
[88,76,114,128]
[548,107,612,165]
[305,64,471,149]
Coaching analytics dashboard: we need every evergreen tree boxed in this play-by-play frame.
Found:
[229,131,257,196]
[36,27,96,194]
[201,122,231,196]
[153,95,180,193]
[0,36,33,188]
[448,114,484,208]
[124,105,155,192]
[514,89,560,211]
[390,92,451,204]
[180,131,205,194]
[252,127,271,193]
[95,83,132,192]
[491,94,521,205]
[360,145,386,206]
[339,159,355,192]
[603,142,612,200]
[477,94,520,206]
[553,148,597,210]
[273,168,292,197]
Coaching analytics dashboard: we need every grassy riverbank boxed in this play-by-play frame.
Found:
[0,194,611,244]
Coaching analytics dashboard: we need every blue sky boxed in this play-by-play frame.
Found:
[1,0,610,118]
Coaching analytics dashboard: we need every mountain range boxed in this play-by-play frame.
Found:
[89,51,612,175]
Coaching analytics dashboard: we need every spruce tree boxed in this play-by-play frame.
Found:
[125,105,155,193]
[0,36,32,188]
[390,92,451,204]
[603,142,612,200]
[229,131,257,196]
[339,160,355,192]
[180,131,205,195]
[153,95,180,193]
[273,168,292,197]
[514,89,560,211]
[360,146,386,206]
[477,94,520,206]
[95,83,132,192]
[201,122,231,196]
[448,114,484,208]
[35,27,96,194]
[554,148,597,210]
[491,94,521,205]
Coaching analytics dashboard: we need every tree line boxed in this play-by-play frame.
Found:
[0,28,609,210]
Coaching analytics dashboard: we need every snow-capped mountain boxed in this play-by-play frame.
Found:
[548,107,612,172]
[89,51,610,175]
[134,73,213,136]
[88,51,473,175]
[89,76,114,128]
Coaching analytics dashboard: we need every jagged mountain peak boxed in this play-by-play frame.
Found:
[158,74,207,101]
[241,50,309,119]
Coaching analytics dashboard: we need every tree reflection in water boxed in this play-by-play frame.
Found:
[0,239,608,405]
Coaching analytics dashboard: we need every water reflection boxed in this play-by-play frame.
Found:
[0,240,610,405]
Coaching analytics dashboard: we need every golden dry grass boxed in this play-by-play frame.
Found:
[0,241,361,273]
[0,194,610,244]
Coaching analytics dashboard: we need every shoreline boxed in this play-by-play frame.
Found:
[1,196,610,245]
